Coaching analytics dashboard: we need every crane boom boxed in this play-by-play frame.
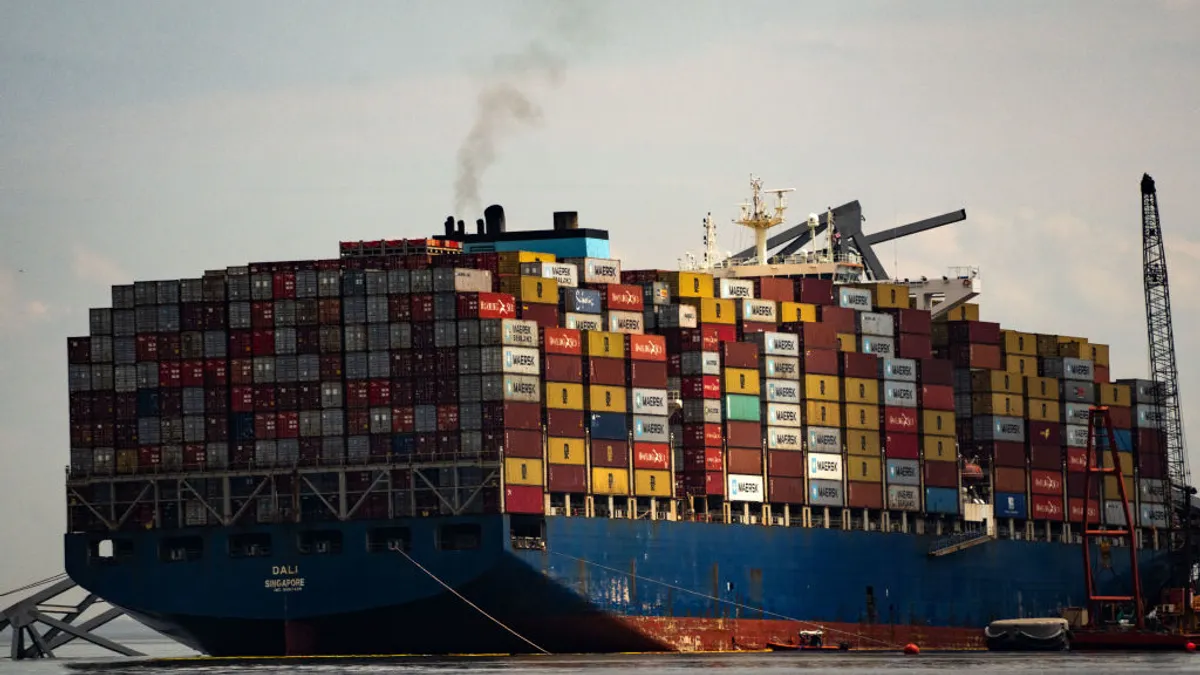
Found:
[1140,173,1192,591]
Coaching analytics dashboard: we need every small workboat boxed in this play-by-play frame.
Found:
[766,630,851,651]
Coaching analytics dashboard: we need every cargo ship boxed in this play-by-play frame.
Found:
[62,178,1180,656]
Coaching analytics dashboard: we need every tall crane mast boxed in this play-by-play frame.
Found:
[1140,173,1193,597]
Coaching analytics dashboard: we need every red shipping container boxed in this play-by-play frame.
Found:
[490,401,542,430]
[695,471,726,496]
[629,361,668,389]
[848,482,883,509]
[543,327,583,356]
[840,352,878,379]
[994,466,1026,493]
[1067,498,1101,524]
[919,358,953,386]
[754,278,794,303]
[1027,421,1063,448]
[250,329,274,356]
[721,342,758,369]
[114,393,138,421]
[919,385,954,411]
[1029,446,1063,471]
[590,439,629,468]
[767,450,805,478]
[797,278,834,305]
[668,326,721,353]
[1093,364,1110,384]
[547,465,588,493]
[346,410,369,435]
[818,306,855,334]
[277,412,299,439]
[948,320,1001,345]
[229,358,253,385]
[298,383,321,409]
[1031,495,1065,521]
[633,442,670,470]
[251,302,274,328]
[519,303,558,328]
[368,380,391,407]
[391,406,415,433]
[253,385,276,410]
[588,357,627,386]
[767,476,806,504]
[740,322,774,336]
[158,362,182,388]
[727,448,762,475]
[180,360,204,387]
[883,407,918,433]
[886,308,932,336]
[683,423,722,448]
[1135,428,1165,453]
[1030,469,1063,496]
[1067,472,1100,499]
[1066,447,1089,472]
[138,446,161,469]
[437,405,459,431]
[159,333,182,360]
[926,460,961,488]
[683,447,722,472]
[317,298,341,324]
[545,354,583,383]
[799,322,839,350]
[884,432,919,460]
[410,294,434,322]
[1108,406,1131,429]
[345,381,369,409]
[627,334,667,361]
[681,376,720,399]
[804,349,839,376]
[546,409,585,437]
[897,333,932,360]
[606,284,644,312]
[135,334,158,361]
[500,429,543,459]
[272,271,296,299]
[183,444,206,470]
[948,344,1001,370]
[254,413,277,439]
[504,485,544,514]
[726,421,761,448]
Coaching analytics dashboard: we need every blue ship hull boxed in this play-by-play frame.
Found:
[63,515,1167,656]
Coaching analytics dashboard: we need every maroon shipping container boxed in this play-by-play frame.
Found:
[818,306,855,334]
[666,326,721,353]
[721,342,758,369]
[767,450,805,478]
[740,322,774,336]
[590,439,629,468]
[767,476,805,504]
[897,333,932,360]
[1139,451,1166,479]
[926,461,961,488]
[726,421,761,449]
[587,357,627,386]
[682,423,723,448]
[231,386,253,412]
[488,429,541,459]
[519,303,558,329]
[546,410,585,438]
[436,405,459,431]
[993,466,1026,493]
[948,344,1002,370]
[346,381,369,409]
[803,349,839,376]
[251,302,274,328]
[796,278,834,305]
[254,413,277,439]
[727,448,762,475]
[918,358,953,386]
[1030,495,1065,522]
[629,360,668,389]
[947,320,1001,345]
[230,358,253,384]
[179,361,204,387]
[883,407,918,434]
[755,277,794,303]
[682,376,721,400]
[1066,472,1100,499]
[367,380,390,407]
[883,432,919,460]
[544,354,583,383]
[840,352,878,380]
[277,412,298,438]
[504,485,544,514]
[347,410,369,434]
[633,442,670,470]
[1109,406,1131,429]
[1027,421,1064,448]
[682,471,725,496]
[490,401,542,430]
[1067,498,1101,524]
[1135,428,1165,453]
[136,334,158,361]
[986,441,1025,468]
[203,389,227,414]
[1065,448,1088,473]
[392,406,415,433]
[204,360,228,386]
[547,464,587,493]
[159,333,182,360]
[1030,445,1064,471]
[847,481,883,509]
[1030,469,1063,496]
[884,308,931,336]
[682,447,722,472]
[320,355,343,380]
[919,384,954,411]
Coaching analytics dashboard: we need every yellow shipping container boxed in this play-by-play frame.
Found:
[1024,375,1060,400]
[1103,475,1136,496]
[971,370,1022,395]
[871,283,911,309]
[847,456,883,483]
[499,275,558,304]
[662,271,714,298]
[634,469,672,497]
[940,303,979,322]
[1001,330,1037,356]
[724,368,761,395]
[697,297,737,325]
[804,374,842,402]
[585,331,625,359]
[1057,336,1089,358]
[116,449,138,474]
[591,467,630,495]
[1101,452,1135,477]
[1004,355,1038,376]
[547,437,586,465]
[1035,334,1060,357]
[780,301,818,323]
[544,383,585,411]
[806,400,843,428]
[922,410,955,437]
[843,378,880,405]
[1099,383,1132,407]
[841,403,877,431]
[1090,344,1110,368]
[846,430,881,456]
[922,435,955,462]
[837,333,857,352]
[499,251,556,264]
[1026,398,1062,423]
[971,392,1025,418]
[505,458,544,486]
[588,385,627,413]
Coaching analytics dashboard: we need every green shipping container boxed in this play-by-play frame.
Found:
[724,394,760,422]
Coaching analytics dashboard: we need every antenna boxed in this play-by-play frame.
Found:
[732,174,794,265]
[702,212,720,269]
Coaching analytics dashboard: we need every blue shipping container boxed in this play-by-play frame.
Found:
[137,389,161,417]
[391,434,415,456]
[1114,428,1133,452]
[995,492,1027,519]
[924,487,959,515]
[232,412,255,442]
[589,412,627,441]
[563,288,602,314]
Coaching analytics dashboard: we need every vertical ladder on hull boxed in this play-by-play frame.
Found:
[1081,405,1144,629]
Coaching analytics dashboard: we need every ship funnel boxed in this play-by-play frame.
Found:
[553,211,579,231]
[443,216,455,237]
[456,219,465,235]
[476,218,486,235]
[484,204,507,234]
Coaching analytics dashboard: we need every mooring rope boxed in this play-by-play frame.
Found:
[0,573,68,599]
[389,543,550,655]
[550,551,904,649]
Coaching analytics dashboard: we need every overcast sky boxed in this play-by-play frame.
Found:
[1,0,1199,595]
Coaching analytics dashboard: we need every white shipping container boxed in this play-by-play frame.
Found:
[861,336,896,358]
[740,299,777,323]
[655,304,698,329]
[883,381,918,408]
[806,426,841,453]
[761,355,800,379]
[501,319,539,348]
[1044,357,1094,382]
[766,426,802,451]
[878,357,917,382]
[1139,502,1169,528]
[973,416,1025,442]
[564,312,604,332]
[727,474,765,503]
[810,479,844,506]
[858,311,896,337]
[567,257,621,285]
[608,310,645,335]
[521,262,579,288]
[749,331,800,357]
[631,388,670,416]
[1064,424,1090,448]
[719,278,755,299]
[680,351,721,376]
[887,485,922,512]
[1134,404,1165,429]
[633,415,670,443]
[763,379,801,404]
[484,374,541,403]
[1139,478,1167,504]
[838,287,873,311]
[764,402,802,428]
[1103,500,1130,526]
[480,346,540,376]
[808,452,844,480]
[1063,402,1091,425]
[682,399,722,424]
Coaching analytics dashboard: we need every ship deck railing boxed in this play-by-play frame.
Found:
[928,528,994,556]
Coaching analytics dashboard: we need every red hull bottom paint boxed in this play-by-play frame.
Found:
[1070,630,1200,651]
[619,616,985,652]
